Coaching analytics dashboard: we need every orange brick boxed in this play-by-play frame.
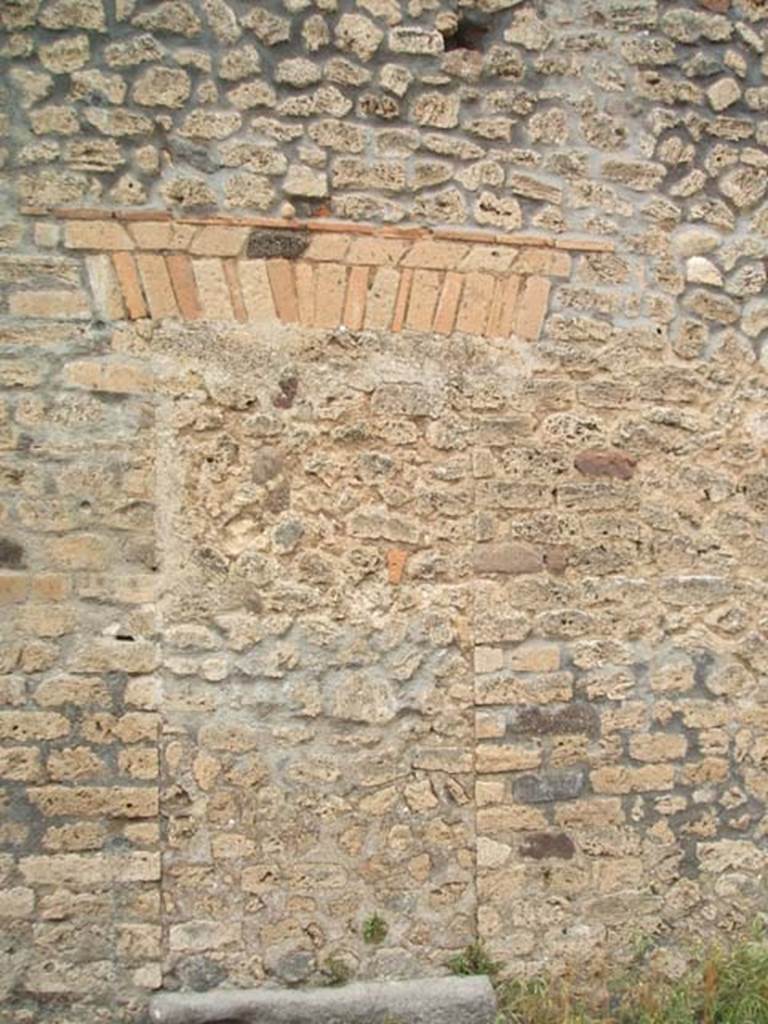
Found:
[487,274,521,338]
[434,227,497,244]
[555,237,614,253]
[192,259,234,320]
[9,289,90,320]
[391,268,413,332]
[166,255,201,319]
[65,220,133,251]
[129,222,197,250]
[112,253,147,320]
[136,254,178,318]
[514,276,551,340]
[64,359,152,394]
[266,260,299,323]
[295,262,315,326]
[364,267,400,330]
[514,249,571,276]
[387,549,407,585]
[459,246,518,273]
[402,240,468,270]
[347,238,408,266]
[0,573,29,605]
[223,259,247,322]
[303,233,350,262]
[238,259,276,323]
[433,272,463,335]
[455,272,495,335]
[86,255,125,320]
[313,263,347,329]
[31,574,70,601]
[485,278,505,340]
[101,363,153,393]
[190,225,249,258]
[343,265,369,330]
[405,269,441,332]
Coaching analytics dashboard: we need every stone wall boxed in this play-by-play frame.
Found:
[1,0,768,1021]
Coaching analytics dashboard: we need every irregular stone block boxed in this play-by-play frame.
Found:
[473,543,543,575]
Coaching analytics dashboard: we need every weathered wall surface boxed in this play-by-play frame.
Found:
[1,0,768,1021]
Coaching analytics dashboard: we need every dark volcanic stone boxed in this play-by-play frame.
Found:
[511,704,600,738]
[0,537,24,568]
[247,228,309,260]
[513,769,585,804]
[176,956,228,992]
[520,832,576,860]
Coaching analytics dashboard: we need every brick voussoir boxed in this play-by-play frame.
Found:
[18,213,576,339]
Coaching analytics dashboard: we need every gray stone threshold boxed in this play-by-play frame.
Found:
[149,975,496,1024]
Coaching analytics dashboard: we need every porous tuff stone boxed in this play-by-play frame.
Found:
[149,976,497,1024]
[246,228,310,259]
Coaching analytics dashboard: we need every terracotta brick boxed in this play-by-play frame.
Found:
[514,276,551,340]
[190,225,249,258]
[347,237,408,266]
[223,259,247,322]
[86,255,125,320]
[136,254,178,318]
[433,272,463,335]
[64,359,152,394]
[238,259,276,323]
[166,255,201,320]
[0,573,28,605]
[495,232,552,249]
[434,227,497,244]
[455,272,495,335]
[574,448,637,480]
[31,574,69,601]
[487,274,521,338]
[402,240,469,270]
[266,259,299,323]
[112,252,148,320]
[304,233,350,262]
[459,246,518,273]
[65,220,133,251]
[485,277,506,340]
[364,267,400,330]
[391,268,414,332]
[295,262,315,326]
[555,237,614,253]
[9,289,90,320]
[305,218,371,235]
[192,259,234,320]
[387,549,407,584]
[129,222,197,250]
[405,269,441,332]
[514,249,572,277]
[343,265,369,330]
[313,262,347,329]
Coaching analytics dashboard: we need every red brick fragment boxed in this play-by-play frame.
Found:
[387,549,407,585]
[574,448,637,481]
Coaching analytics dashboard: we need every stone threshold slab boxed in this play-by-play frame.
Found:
[149,976,496,1024]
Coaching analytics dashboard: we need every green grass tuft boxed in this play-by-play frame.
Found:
[494,932,768,1024]
[448,942,502,978]
[362,913,389,945]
